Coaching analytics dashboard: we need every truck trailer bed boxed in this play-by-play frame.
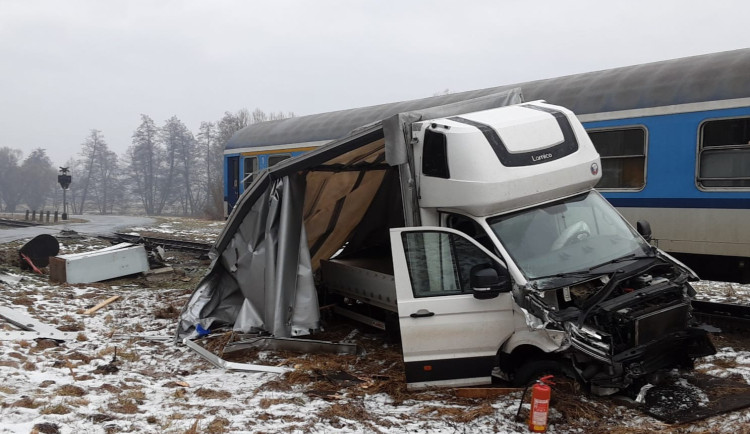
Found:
[320,256,397,312]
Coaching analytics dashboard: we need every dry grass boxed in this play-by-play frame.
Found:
[12,295,34,306]
[40,403,72,415]
[0,385,18,394]
[11,396,42,409]
[417,402,496,423]
[56,384,86,397]
[109,397,140,414]
[29,339,59,353]
[153,304,180,319]
[318,401,372,427]
[124,390,147,401]
[195,388,232,400]
[205,417,231,434]
[30,423,60,434]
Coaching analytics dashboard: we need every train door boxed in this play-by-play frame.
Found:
[226,156,240,211]
[242,156,258,192]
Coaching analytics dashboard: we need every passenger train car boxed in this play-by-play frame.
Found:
[224,48,750,281]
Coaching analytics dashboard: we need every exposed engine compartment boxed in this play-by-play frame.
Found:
[520,257,716,392]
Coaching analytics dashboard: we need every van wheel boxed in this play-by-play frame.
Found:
[511,359,576,387]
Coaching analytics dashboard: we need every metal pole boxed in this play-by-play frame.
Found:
[62,188,68,220]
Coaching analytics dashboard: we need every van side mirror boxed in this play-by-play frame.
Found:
[637,220,652,242]
[470,266,512,300]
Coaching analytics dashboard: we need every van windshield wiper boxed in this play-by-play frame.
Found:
[531,252,656,282]
[587,252,656,271]
[532,269,608,281]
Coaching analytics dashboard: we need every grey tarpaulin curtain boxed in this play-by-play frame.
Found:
[177,172,317,339]
[176,88,523,341]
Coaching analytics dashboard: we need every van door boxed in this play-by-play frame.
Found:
[390,227,515,389]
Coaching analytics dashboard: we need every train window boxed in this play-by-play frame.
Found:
[269,154,291,167]
[243,157,258,189]
[698,117,750,188]
[587,127,646,190]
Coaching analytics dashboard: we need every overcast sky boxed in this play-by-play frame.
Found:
[1,0,749,165]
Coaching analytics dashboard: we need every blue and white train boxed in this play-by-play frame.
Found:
[224,48,750,281]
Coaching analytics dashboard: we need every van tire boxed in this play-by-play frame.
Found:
[511,359,575,387]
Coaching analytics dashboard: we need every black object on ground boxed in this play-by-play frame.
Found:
[644,373,750,423]
[18,234,59,269]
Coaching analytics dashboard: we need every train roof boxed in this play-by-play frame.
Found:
[226,48,750,151]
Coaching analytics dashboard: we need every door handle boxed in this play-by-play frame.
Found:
[410,309,435,318]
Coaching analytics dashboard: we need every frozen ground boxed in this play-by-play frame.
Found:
[0,218,749,433]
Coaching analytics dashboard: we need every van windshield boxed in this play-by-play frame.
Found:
[487,191,652,280]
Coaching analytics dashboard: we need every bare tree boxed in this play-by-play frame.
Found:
[197,121,222,217]
[0,147,24,212]
[91,148,119,214]
[127,115,162,215]
[77,130,108,213]
[158,116,197,215]
[21,149,56,210]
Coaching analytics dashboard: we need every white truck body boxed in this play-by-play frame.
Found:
[180,97,715,394]
[321,101,714,392]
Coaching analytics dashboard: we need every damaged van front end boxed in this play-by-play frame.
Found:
[489,191,716,394]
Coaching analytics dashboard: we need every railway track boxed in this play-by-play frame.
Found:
[692,300,750,332]
[100,233,213,254]
[0,218,40,228]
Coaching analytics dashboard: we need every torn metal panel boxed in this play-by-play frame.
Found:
[182,338,290,374]
[0,330,74,341]
[0,273,22,285]
[0,305,75,340]
[49,243,150,284]
[110,334,172,341]
[224,335,360,356]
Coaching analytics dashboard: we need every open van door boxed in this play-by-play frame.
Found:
[390,227,515,389]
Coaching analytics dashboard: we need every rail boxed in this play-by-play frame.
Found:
[692,300,750,331]
[0,218,40,228]
[98,233,213,254]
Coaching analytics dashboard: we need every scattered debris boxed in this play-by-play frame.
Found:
[49,243,149,284]
[223,334,361,357]
[0,272,22,285]
[643,372,750,423]
[94,357,120,375]
[0,305,75,341]
[20,253,43,274]
[83,295,120,315]
[18,234,59,271]
[182,337,291,374]
[144,266,174,282]
[110,334,172,341]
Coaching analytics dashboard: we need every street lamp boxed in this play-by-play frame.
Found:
[58,167,72,220]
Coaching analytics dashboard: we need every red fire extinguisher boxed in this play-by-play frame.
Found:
[528,375,554,432]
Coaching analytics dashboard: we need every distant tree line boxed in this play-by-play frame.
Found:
[0,108,294,218]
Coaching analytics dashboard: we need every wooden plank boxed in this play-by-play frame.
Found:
[84,295,120,315]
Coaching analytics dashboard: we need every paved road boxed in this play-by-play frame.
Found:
[0,214,156,244]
